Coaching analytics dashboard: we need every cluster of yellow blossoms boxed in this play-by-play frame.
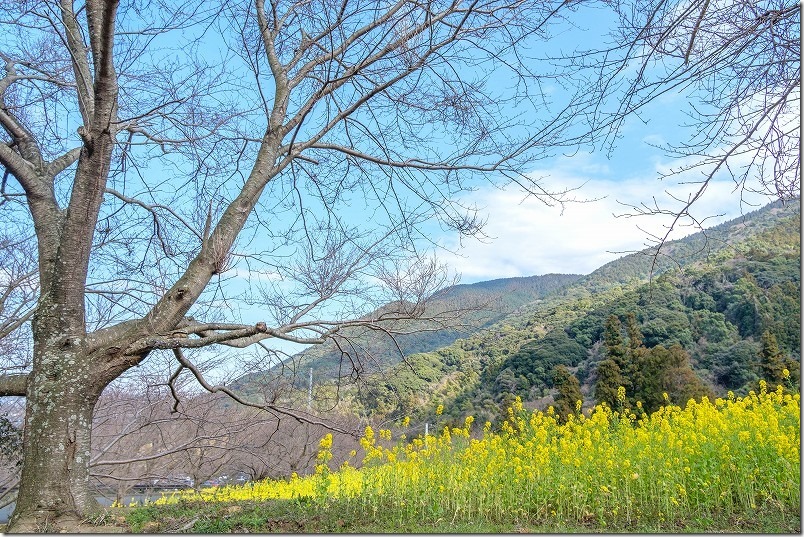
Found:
[149,384,799,525]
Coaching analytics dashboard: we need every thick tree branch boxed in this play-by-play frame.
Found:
[0,373,28,396]
[0,143,37,193]
[58,0,95,126]
[47,147,83,178]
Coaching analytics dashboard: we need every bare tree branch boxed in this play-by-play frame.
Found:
[0,373,27,396]
[171,349,356,436]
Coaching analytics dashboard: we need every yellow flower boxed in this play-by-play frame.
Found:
[319,433,333,450]
[435,404,444,416]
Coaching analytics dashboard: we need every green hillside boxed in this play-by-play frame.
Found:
[232,273,582,391]
[346,200,800,424]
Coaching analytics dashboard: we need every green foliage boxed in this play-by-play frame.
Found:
[596,314,713,412]
[689,310,738,347]
[603,315,627,367]
[758,330,785,382]
[635,344,713,411]
[711,340,761,391]
[264,202,799,426]
[755,330,799,391]
[594,359,623,408]
[505,330,586,384]
[551,365,582,422]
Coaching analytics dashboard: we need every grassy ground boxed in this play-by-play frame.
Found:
[119,498,801,533]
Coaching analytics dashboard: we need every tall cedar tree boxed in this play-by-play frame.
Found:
[552,365,582,423]
[757,330,788,389]
[598,313,712,413]
[603,315,628,371]
[594,359,623,408]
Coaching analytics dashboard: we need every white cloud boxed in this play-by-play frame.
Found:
[439,157,774,283]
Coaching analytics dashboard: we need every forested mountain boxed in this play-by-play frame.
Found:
[344,200,800,424]
[235,273,582,389]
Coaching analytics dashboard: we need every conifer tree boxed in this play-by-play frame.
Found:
[552,365,582,423]
[601,312,713,412]
[594,359,623,408]
[603,315,627,370]
[622,313,646,404]
[625,312,643,351]
[660,344,714,406]
[631,343,713,413]
[758,330,787,388]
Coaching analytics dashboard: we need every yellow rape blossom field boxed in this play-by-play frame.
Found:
[125,384,800,533]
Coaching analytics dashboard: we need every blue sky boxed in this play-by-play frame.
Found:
[403,4,790,285]
[431,78,779,283]
[220,2,787,308]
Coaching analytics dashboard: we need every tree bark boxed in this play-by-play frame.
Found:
[8,346,104,532]
[4,2,121,530]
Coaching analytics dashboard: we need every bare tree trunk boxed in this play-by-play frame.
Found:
[9,349,102,531]
[8,295,121,531]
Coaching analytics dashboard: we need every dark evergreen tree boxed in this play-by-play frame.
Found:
[757,330,787,388]
[552,365,582,423]
[621,312,644,394]
[629,343,713,413]
[603,315,627,370]
[658,344,714,408]
[594,359,623,408]
[630,345,661,410]
[602,312,715,413]
[712,340,761,391]
[625,312,643,351]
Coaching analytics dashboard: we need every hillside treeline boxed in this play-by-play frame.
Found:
[354,207,800,426]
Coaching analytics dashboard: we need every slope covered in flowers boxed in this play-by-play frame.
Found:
[147,384,800,529]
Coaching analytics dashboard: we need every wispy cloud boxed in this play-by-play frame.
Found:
[439,156,774,283]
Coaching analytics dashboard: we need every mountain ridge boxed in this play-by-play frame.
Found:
[234,199,800,415]
[344,199,800,422]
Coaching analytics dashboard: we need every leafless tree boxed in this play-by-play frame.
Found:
[0,0,591,530]
[90,378,360,498]
[571,0,799,259]
[0,224,36,392]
